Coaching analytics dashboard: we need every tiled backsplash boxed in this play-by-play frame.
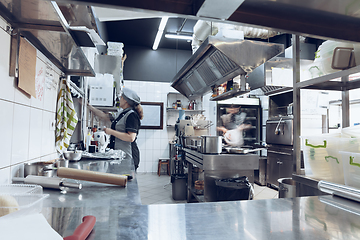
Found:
[0,26,60,184]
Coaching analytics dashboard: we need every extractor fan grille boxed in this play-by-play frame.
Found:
[209,50,238,76]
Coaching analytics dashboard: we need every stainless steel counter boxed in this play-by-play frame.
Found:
[42,157,140,238]
[184,148,259,202]
[41,157,360,239]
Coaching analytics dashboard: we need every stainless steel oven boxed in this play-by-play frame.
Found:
[266,116,294,188]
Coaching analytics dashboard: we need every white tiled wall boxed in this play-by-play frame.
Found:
[0,22,61,184]
[123,80,215,172]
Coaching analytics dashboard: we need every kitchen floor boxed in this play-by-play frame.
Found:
[136,172,278,205]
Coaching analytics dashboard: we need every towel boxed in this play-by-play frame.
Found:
[56,78,78,153]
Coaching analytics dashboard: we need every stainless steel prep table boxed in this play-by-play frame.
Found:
[41,157,360,239]
[42,157,141,238]
[184,148,259,202]
[45,195,360,239]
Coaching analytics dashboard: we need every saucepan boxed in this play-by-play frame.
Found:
[200,136,222,154]
[24,161,56,177]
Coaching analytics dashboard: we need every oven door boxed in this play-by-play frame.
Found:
[266,118,293,145]
[266,145,293,188]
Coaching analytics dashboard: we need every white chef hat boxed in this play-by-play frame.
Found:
[122,87,140,107]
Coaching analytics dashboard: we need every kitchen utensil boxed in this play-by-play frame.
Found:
[200,136,222,154]
[64,215,96,240]
[224,147,264,154]
[57,167,127,187]
[56,159,69,168]
[184,125,195,136]
[12,175,82,190]
[64,150,83,161]
[24,161,56,177]
[93,130,108,153]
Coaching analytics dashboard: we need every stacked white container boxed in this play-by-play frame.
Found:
[301,132,360,184]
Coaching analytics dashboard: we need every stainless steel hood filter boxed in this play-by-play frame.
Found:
[171,36,284,100]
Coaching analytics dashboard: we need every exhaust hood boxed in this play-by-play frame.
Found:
[171,36,284,100]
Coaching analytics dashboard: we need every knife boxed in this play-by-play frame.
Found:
[64,215,96,240]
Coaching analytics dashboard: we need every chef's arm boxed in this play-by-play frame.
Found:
[217,126,228,134]
[104,128,137,142]
[87,103,111,123]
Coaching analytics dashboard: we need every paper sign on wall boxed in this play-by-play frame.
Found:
[18,37,36,97]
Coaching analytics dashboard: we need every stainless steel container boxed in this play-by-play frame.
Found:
[201,136,222,154]
[278,178,296,198]
[24,161,55,177]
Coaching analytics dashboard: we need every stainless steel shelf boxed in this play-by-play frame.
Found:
[0,0,97,76]
[297,65,360,91]
[210,88,249,101]
[188,187,205,203]
[166,108,205,112]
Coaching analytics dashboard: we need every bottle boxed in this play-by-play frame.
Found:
[92,125,98,138]
[85,127,92,152]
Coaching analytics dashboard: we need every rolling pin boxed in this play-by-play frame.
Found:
[57,167,127,187]
[13,175,82,190]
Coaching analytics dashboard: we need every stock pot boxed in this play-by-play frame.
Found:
[200,136,222,154]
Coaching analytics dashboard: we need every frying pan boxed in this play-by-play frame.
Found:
[224,147,264,154]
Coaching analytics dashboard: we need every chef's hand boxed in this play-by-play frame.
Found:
[216,126,228,134]
[104,127,111,135]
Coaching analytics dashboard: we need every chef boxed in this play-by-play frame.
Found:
[217,105,251,147]
[87,88,143,171]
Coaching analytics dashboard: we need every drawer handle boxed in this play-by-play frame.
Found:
[277,161,283,164]
[305,139,327,148]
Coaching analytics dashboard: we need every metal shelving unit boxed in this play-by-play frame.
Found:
[292,35,358,175]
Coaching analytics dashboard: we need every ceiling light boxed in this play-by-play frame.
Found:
[165,34,193,41]
[152,16,169,50]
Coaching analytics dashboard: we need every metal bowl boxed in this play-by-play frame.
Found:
[63,151,83,161]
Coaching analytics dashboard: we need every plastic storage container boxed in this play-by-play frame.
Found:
[215,176,252,201]
[0,194,49,217]
[340,151,360,189]
[314,40,354,75]
[341,125,360,138]
[0,184,43,194]
[300,133,359,184]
